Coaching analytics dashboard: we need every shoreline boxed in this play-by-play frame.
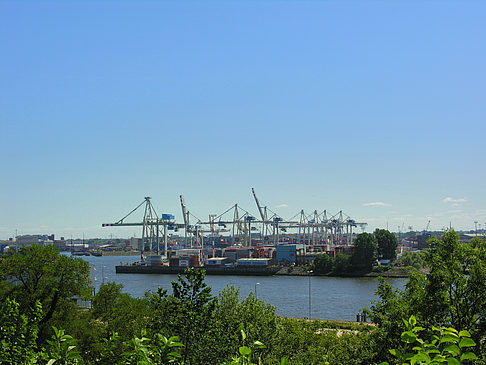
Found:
[114,263,411,278]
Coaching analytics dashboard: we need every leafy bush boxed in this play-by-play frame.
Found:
[380,315,478,365]
[312,254,333,274]
[0,298,41,364]
[372,265,390,273]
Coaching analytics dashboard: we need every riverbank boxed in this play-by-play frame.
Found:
[115,263,414,277]
[100,250,140,256]
[116,264,280,276]
[276,265,413,278]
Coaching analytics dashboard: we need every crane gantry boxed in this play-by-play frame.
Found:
[102,191,368,253]
[102,197,182,255]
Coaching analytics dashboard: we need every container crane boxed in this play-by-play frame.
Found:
[102,197,181,255]
[252,188,268,237]
[180,195,191,246]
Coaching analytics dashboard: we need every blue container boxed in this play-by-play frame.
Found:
[162,214,175,220]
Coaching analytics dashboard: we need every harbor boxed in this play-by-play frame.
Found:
[97,192,427,277]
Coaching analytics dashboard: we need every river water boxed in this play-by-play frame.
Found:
[80,254,406,321]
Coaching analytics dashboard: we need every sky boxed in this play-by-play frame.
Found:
[1,1,485,240]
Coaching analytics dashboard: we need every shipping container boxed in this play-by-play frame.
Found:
[236,258,270,267]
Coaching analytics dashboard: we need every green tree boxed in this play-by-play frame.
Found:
[266,317,375,365]
[351,233,377,272]
[399,250,427,270]
[0,245,91,341]
[147,268,216,364]
[366,277,412,362]
[374,229,398,260]
[332,253,350,274]
[419,231,486,335]
[44,326,83,365]
[368,231,486,361]
[0,298,41,364]
[92,282,149,340]
[383,315,478,365]
[212,286,278,363]
[120,330,184,365]
[312,253,333,274]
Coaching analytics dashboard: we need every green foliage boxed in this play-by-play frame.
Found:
[8,238,486,364]
[95,331,124,365]
[368,230,486,361]
[375,229,398,260]
[381,315,478,365]
[61,307,114,363]
[267,318,376,365]
[0,297,41,364]
[399,250,428,270]
[332,253,350,274]
[422,231,486,334]
[351,233,377,272]
[372,265,390,273]
[147,268,216,364]
[44,326,83,365]
[92,282,149,340]
[365,277,412,362]
[212,286,279,363]
[312,253,334,274]
[0,245,91,341]
[120,330,184,365]
[223,328,272,365]
[147,271,280,365]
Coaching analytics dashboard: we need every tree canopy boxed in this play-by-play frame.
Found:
[368,230,486,360]
[351,233,377,271]
[312,253,333,274]
[374,228,398,260]
[0,245,91,339]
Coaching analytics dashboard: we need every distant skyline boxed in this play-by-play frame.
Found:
[1,1,485,239]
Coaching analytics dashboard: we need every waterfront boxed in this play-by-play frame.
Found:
[82,254,407,322]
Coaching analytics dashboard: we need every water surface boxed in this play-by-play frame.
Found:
[81,254,406,321]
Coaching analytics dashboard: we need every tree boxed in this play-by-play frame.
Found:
[312,253,333,274]
[368,231,486,361]
[374,229,398,260]
[0,298,41,364]
[384,315,478,365]
[92,282,149,340]
[399,250,427,270]
[418,231,486,335]
[0,245,91,341]
[147,268,216,364]
[332,253,350,274]
[351,233,377,271]
[212,286,278,363]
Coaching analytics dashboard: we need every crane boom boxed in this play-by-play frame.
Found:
[180,195,189,226]
[252,188,266,222]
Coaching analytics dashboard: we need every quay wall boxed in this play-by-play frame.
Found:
[116,265,279,276]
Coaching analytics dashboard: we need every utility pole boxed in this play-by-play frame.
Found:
[308,271,313,319]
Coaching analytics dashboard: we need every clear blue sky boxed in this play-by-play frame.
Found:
[1,1,485,239]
